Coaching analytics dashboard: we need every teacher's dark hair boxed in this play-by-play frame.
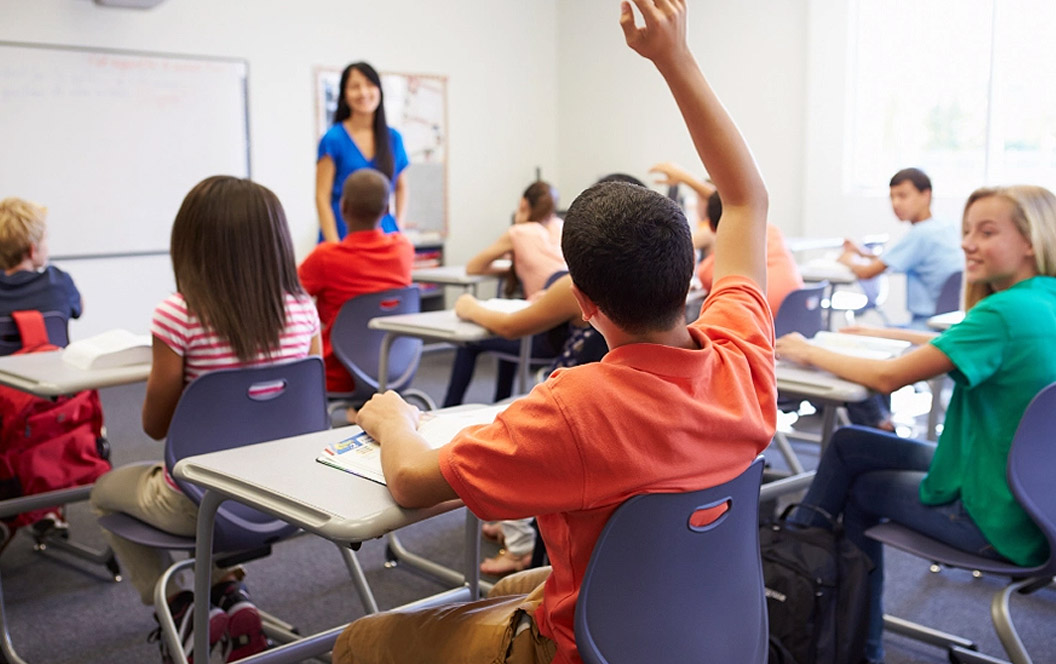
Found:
[334,62,395,181]
[170,175,304,363]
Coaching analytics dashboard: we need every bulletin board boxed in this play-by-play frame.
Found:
[314,67,448,242]
[0,42,250,259]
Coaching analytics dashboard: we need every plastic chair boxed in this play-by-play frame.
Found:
[575,457,768,664]
[327,286,436,417]
[866,382,1056,664]
[97,358,380,656]
[774,281,828,338]
[934,270,963,316]
[0,310,68,355]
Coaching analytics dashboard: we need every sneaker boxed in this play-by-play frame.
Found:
[211,581,268,662]
[148,590,229,664]
[30,510,69,543]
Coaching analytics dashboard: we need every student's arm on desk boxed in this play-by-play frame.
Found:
[841,324,938,346]
[453,275,579,339]
[776,332,953,394]
[465,232,514,276]
[142,338,185,440]
[357,391,459,508]
[837,251,887,280]
[621,0,767,290]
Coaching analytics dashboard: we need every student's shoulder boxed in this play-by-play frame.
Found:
[692,275,774,347]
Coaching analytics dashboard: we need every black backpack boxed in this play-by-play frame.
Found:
[759,505,873,664]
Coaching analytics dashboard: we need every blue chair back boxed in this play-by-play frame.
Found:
[1006,381,1056,578]
[774,282,828,338]
[330,287,422,396]
[934,271,963,315]
[574,457,768,664]
[0,310,69,355]
[164,357,329,550]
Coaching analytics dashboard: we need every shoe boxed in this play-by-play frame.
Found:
[211,581,268,662]
[148,590,229,664]
[481,521,505,545]
[480,548,532,577]
[30,510,69,543]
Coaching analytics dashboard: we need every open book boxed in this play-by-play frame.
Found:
[317,404,507,485]
[808,331,911,360]
[62,329,152,370]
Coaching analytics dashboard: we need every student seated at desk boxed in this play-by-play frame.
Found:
[0,197,82,321]
[298,168,414,396]
[776,184,1056,664]
[444,181,567,406]
[332,4,776,663]
[90,176,321,664]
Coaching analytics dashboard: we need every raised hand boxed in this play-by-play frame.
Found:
[619,0,689,66]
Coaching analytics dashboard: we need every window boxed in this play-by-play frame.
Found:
[847,0,1056,193]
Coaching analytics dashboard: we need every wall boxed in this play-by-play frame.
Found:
[0,0,559,337]
[554,0,809,236]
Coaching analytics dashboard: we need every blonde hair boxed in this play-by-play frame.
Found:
[0,198,47,270]
[963,185,1056,310]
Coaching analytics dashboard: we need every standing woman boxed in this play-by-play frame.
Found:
[316,62,408,242]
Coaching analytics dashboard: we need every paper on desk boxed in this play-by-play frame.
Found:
[478,298,531,314]
[316,404,507,485]
[62,329,152,370]
[809,331,911,360]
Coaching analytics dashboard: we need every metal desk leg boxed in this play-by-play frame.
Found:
[819,403,838,450]
[190,490,222,664]
[925,376,944,441]
[376,332,396,393]
[517,336,532,395]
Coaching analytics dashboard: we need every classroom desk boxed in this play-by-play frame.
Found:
[797,259,857,330]
[369,308,536,395]
[173,425,482,664]
[928,310,964,331]
[412,261,510,297]
[775,361,870,450]
[0,349,151,398]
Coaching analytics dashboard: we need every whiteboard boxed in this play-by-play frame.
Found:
[0,43,250,258]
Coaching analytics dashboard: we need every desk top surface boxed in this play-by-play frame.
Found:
[174,424,464,545]
[776,361,870,403]
[0,350,151,397]
[797,259,857,284]
[413,262,510,285]
[368,309,496,343]
[928,310,964,331]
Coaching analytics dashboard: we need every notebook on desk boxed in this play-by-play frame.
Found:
[317,404,507,485]
[809,331,911,360]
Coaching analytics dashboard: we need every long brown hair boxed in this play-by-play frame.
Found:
[333,62,394,180]
[170,176,304,362]
[962,185,1056,310]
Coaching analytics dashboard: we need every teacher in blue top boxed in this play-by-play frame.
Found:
[315,62,409,242]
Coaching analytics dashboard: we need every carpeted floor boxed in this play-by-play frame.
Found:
[0,348,1051,664]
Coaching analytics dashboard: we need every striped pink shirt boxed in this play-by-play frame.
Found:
[151,292,320,384]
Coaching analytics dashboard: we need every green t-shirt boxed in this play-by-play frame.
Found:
[926,276,1056,566]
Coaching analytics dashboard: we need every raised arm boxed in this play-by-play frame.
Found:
[622,0,768,289]
[649,161,716,202]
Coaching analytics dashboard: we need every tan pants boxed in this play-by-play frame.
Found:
[90,461,238,605]
[332,566,557,664]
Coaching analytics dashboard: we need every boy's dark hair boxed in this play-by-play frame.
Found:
[595,172,646,188]
[341,168,391,230]
[705,190,723,232]
[889,168,932,193]
[562,182,693,335]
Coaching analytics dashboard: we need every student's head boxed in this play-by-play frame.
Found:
[962,185,1056,309]
[0,197,48,271]
[341,168,391,232]
[595,173,646,187]
[562,182,693,335]
[169,175,304,362]
[333,62,394,179]
[703,190,723,232]
[518,181,558,223]
[889,168,932,222]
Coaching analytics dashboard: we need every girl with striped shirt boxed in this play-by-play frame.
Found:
[91,176,321,663]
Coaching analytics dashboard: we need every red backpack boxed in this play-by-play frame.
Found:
[0,311,110,529]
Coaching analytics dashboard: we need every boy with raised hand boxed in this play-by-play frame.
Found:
[332,2,776,662]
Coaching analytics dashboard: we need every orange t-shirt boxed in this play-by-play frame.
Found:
[298,229,414,392]
[438,276,776,664]
[696,224,804,317]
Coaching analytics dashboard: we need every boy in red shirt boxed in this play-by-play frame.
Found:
[333,2,776,662]
[298,168,414,393]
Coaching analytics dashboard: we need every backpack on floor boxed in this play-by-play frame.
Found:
[0,311,110,529]
[760,504,873,664]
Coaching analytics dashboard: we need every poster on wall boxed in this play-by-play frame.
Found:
[314,67,448,244]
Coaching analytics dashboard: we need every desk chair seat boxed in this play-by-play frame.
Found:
[327,287,436,421]
[97,359,380,661]
[866,382,1056,664]
[575,457,767,664]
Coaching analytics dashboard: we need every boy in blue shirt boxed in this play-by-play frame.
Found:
[0,197,82,322]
